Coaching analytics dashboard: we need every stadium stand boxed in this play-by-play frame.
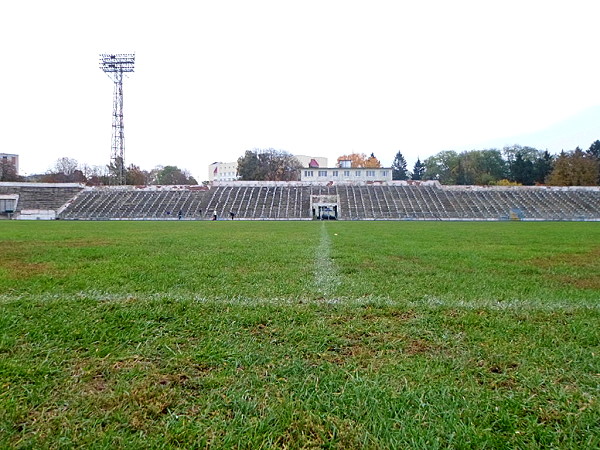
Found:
[0,183,84,219]
[1,181,600,221]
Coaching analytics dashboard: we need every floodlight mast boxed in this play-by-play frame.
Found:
[100,53,135,185]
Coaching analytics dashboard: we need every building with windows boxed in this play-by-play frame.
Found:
[300,167,392,183]
[208,161,239,182]
[208,154,328,182]
[0,153,19,174]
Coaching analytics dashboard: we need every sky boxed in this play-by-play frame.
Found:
[2,0,600,181]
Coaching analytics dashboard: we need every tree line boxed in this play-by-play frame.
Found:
[0,156,198,185]
[2,141,599,186]
[392,141,600,186]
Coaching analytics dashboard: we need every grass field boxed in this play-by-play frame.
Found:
[1,221,599,448]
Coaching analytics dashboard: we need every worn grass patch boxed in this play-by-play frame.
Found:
[0,221,599,448]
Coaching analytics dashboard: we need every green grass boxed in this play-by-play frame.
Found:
[0,221,598,448]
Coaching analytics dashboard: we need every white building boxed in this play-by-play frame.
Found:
[208,161,239,182]
[300,167,392,183]
[208,154,328,182]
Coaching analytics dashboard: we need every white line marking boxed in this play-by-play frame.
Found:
[313,222,341,298]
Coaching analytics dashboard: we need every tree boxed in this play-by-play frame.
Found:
[335,152,381,169]
[502,145,540,166]
[546,147,599,186]
[154,165,197,185]
[502,145,560,185]
[365,153,382,168]
[510,153,535,185]
[53,157,79,177]
[107,157,126,185]
[237,151,261,180]
[80,164,107,186]
[533,151,554,184]
[455,149,506,185]
[0,159,20,181]
[336,153,378,168]
[587,140,600,182]
[237,149,302,181]
[411,158,425,180]
[126,164,149,185]
[422,151,459,184]
[42,157,86,183]
[587,140,600,159]
[391,150,409,180]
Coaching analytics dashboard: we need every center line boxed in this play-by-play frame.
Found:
[314,222,341,299]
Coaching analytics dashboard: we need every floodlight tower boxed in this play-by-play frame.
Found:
[100,53,135,185]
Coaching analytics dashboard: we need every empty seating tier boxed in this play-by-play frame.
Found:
[2,182,599,221]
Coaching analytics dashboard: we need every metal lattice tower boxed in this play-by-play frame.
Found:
[100,53,135,185]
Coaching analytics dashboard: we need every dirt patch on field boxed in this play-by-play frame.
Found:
[529,246,600,290]
[0,260,53,279]
[323,343,378,366]
[380,309,417,320]
[403,338,438,355]
[389,254,421,263]
[530,246,600,269]
[0,242,54,279]
[553,275,600,290]
[54,238,114,248]
[1,239,110,279]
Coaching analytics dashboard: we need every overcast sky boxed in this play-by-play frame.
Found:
[2,0,599,180]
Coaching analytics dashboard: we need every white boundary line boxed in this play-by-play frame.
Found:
[0,291,598,311]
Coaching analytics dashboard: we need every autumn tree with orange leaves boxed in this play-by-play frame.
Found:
[337,153,381,168]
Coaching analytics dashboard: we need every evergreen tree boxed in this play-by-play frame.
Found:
[587,140,600,183]
[533,151,554,184]
[547,147,599,186]
[391,150,409,180]
[587,140,600,159]
[511,153,535,185]
[411,158,425,180]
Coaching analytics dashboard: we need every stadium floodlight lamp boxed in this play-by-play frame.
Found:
[100,53,136,73]
[100,52,135,185]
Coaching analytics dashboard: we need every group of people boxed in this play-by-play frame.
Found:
[164,209,236,220]
[212,211,236,220]
[165,209,185,220]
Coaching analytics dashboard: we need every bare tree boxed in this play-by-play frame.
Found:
[52,157,80,176]
[0,159,20,181]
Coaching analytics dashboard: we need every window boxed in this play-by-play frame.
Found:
[343,170,350,177]
[355,170,361,177]
[332,171,338,177]
[366,170,375,177]
[318,170,327,177]
[381,171,388,177]
[304,170,314,177]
